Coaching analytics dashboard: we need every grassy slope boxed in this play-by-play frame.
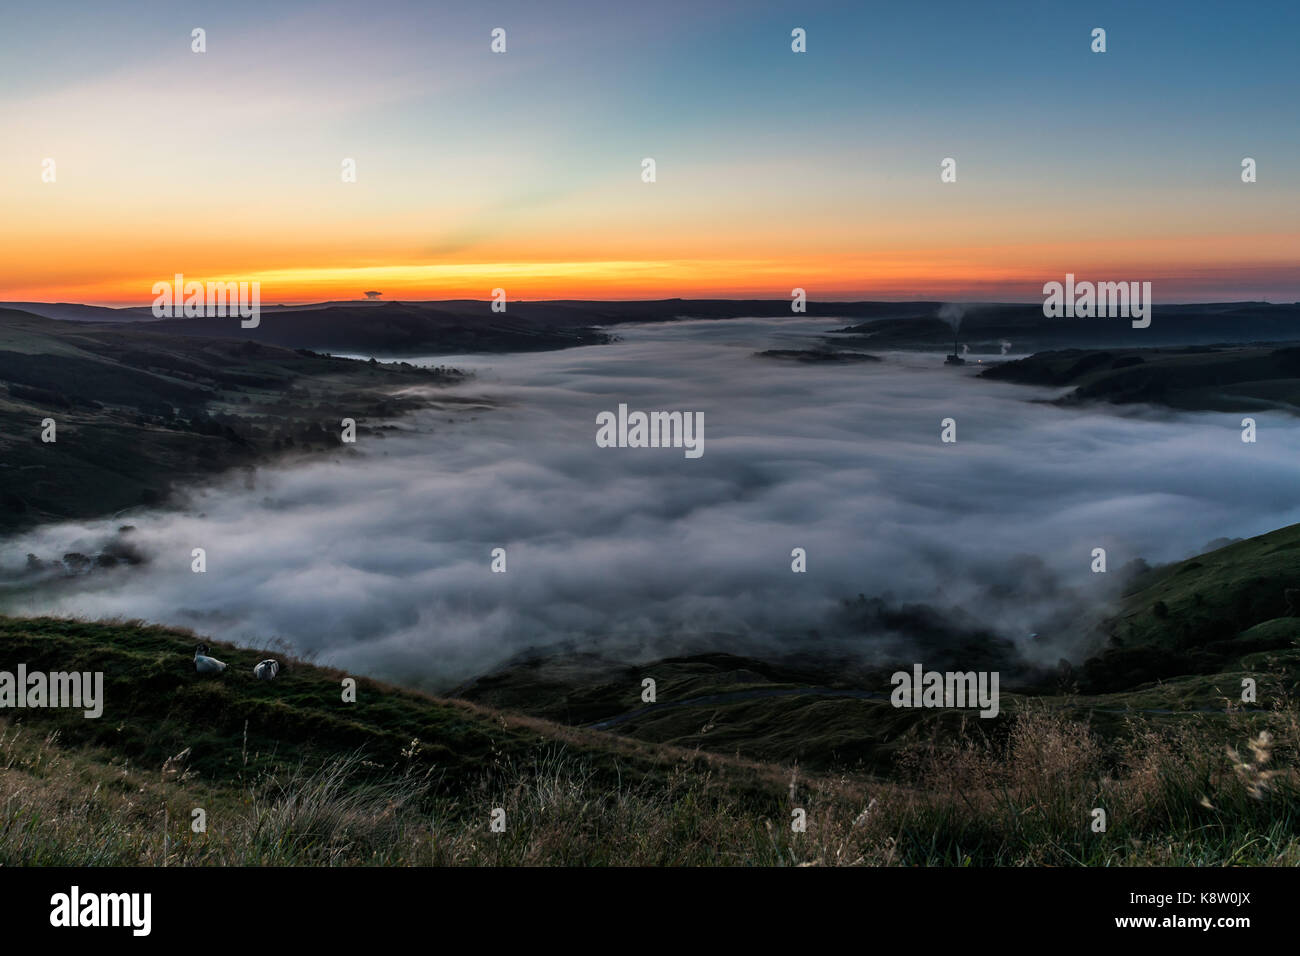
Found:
[457,645,1299,773]
[457,527,1300,772]
[0,617,783,801]
[1076,524,1300,693]
[454,651,993,773]
[1,613,1295,866]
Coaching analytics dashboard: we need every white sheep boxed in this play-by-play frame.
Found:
[194,644,227,675]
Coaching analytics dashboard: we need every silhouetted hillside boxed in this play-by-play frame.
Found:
[142,302,610,353]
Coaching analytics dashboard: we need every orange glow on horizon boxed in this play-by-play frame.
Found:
[5,231,1299,307]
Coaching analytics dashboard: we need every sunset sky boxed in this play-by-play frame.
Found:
[2,0,1298,305]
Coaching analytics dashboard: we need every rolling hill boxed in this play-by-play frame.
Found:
[0,307,471,534]
[982,344,1300,413]
[1,595,1295,865]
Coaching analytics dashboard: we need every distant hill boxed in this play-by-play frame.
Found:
[982,344,1300,412]
[833,301,1300,351]
[9,298,1300,352]
[3,297,945,326]
[0,302,156,322]
[0,307,469,533]
[141,301,610,353]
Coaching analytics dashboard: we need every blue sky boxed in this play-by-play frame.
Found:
[2,0,1296,302]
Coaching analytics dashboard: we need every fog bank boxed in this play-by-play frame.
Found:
[4,317,1296,689]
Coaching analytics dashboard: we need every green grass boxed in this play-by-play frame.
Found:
[0,616,757,798]
[4,525,1300,866]
[2,615,1298,865]
[1076,523,1300,693]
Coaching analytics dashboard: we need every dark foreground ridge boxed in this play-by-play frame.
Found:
[1,557,1297,865]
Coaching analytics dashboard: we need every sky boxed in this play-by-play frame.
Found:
[1,0,1298,305]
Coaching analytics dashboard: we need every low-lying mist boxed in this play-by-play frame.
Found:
[4,317,1297,690]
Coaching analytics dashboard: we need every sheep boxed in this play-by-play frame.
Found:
[194,644,227,675]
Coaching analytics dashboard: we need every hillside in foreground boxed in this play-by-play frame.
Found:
[457,524,1300,769]
[3,455,1300,866]
[3,516,1299,867]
